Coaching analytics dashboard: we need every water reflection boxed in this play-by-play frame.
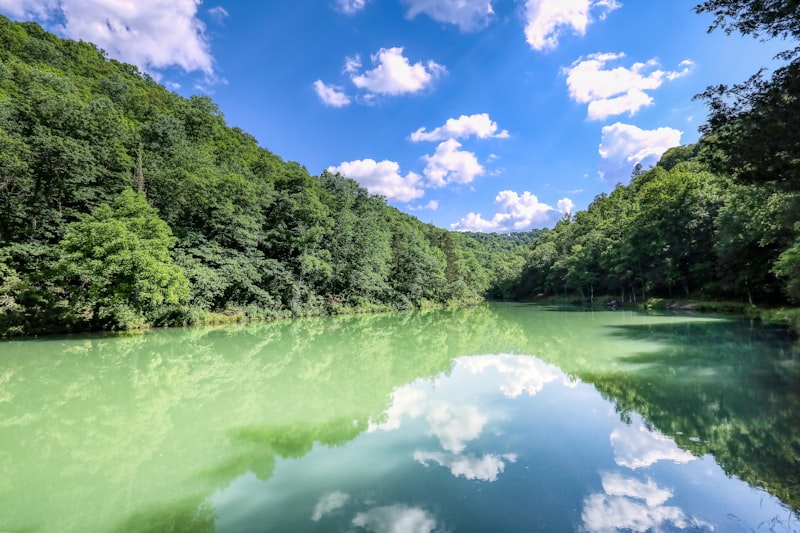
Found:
[610,418,696,469]
[0,304,797,531]
[352,504,439,533]
[311,491,350,522]
[414,450,517,482]
[581,473,712,532]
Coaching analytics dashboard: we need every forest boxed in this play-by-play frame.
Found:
[504,1,800,312]
[0,15,534,335]
[2,0,800,335]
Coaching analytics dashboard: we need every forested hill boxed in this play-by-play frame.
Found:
[0,16,530,335]
[504,2,800,309]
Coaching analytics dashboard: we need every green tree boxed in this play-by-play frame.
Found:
[773,223,800,303]
[58,188,190,328]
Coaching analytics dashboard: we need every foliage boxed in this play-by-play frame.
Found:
[57,189,190,328]
[512,155,800,306]
[0,16,527,334]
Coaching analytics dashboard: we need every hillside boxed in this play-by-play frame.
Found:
[0,17,531,334]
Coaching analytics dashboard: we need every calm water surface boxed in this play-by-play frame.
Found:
[0,304,798,532]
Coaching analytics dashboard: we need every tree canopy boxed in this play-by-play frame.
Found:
[0,16,530,334]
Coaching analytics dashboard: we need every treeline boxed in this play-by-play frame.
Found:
[0,17,524,334]
[509,2,800,308]
[509,149,800,305]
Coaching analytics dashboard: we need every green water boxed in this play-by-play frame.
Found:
[1,304,798,532]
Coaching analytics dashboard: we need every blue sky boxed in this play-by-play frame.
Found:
[0,0,784,232]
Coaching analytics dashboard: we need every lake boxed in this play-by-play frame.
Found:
[0,303,798,532]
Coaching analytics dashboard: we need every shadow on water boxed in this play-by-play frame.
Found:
[593,319,800,514]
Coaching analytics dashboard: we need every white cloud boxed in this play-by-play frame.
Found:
[460,354,563,398]
[451,190,558,233]
[414,451,517,482]
[207,6,228,22]
[328,159,424,202]
[582,473,712,532]
[367,382,488,453]
[0,0,56,19]
[557,198,575,214]
[313,80,351,107]
[598,122,682,181]
[407,200,440,211]
[368,386,428,433]
[344,54,363,74]
[352,505,438,533]
[524,0,620,52]
[426,403,487,453]
[610,422,696,469]
[410,113,509,142]
[564,53,695,120]
[423,139,484,187]
[351,47,446,96]
[1,0,216,75]
[402,0,494,32]
[312,491,350,521]
[335,0,369,15]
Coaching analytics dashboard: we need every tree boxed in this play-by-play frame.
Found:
[694,1,800,190]
[694,1,800,53]
[773,223,800,303]
[57,188,190,328]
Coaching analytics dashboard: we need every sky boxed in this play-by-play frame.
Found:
[0,0,786,232]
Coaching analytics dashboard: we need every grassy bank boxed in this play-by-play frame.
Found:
[520,294,800,336]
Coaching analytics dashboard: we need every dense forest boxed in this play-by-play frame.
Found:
[505,1,800,312]
[0,16,533,335]
[3,0,800,335]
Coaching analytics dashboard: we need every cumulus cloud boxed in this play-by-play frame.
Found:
[0,0,216,75]
[427,403,488,453]
[313,80,351,107]
[524,0,620,52]
[402,0,495,32]
[451,190,563,233]
[557,198,575,214]
[564,53,695,120]
[351,47,446,96]
[582,473,712,532]
[407,200,440,211]
[410,113,509,142]
[368,386,428,433]
[312,491,350,521]
[460,354,563,398]
[335,0,369,15]
[352,505,438,533]
[423,139,484,187]
[610,422,696,469]
[598,122,682,181]
[414,451,517,482]
[0,0,56,19]
[328,159,424,202]
[367,384,487,453]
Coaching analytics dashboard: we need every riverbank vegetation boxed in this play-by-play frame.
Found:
[504,1,800,332]
[3,1,800,335]
[0,16,534,335]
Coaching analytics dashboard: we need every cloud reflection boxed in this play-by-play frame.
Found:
[426,403,487,453]
[311,491,350,521]
[367,384,487,453]
[352,504,438,533]
[414,451,517,482]
[582,473,713,532]
[610,421,696,469]
[459,354,565,398]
